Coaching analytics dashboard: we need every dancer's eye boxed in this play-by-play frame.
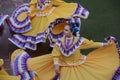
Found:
[65,29,68,31]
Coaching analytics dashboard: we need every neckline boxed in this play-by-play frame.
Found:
[56,37,84,57]
[64,36,74,50]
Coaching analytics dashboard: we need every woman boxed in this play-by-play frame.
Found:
[11,21,120,80]
[5,0,89,50]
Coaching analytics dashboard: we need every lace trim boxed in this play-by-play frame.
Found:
[36,7,56,16]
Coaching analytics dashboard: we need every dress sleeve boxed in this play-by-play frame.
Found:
[80,38,102,49]
[52,45,61,63]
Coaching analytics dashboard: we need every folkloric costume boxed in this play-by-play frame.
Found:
[0,0,89,50]
[11,18,120,80]
[11,36,120,80]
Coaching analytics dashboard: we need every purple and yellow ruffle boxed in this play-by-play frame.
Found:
[8,32,47,50]
[12,51,35,80]
[7,3,88,50]
[56,37,84,57]
[105,36,120,80]
[6,3,31,33]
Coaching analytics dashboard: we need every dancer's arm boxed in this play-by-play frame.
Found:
[52,45,61,74]
[80,37,109,49]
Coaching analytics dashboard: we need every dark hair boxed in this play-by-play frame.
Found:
[67,22,79,36]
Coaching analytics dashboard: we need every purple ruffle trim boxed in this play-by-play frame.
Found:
[48,18,68,47]
[112,67,120,80]
[72,3,89,17]
[13,52,30,75]
[53,73,60,80]
[105,36,120,80]
[11,3,30,23]
[0,15,9,35]
[20,71,34,80]
[74,3,82,14]
[56,37,84,57]
[9,32,47,50]
[6,18,31,33]
[0,15,9,25]
[105,36,120,57]
[12,51,34,80]
[6,3,32,33]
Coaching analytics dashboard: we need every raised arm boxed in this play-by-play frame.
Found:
[80,37,109,49]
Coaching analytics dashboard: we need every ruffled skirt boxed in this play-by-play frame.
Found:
[11,39,120,80]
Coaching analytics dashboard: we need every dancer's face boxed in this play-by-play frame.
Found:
[64,25,72,37]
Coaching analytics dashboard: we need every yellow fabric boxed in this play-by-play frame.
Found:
[80,37,102,49]
[25,37,119,80]
[30,0,65,5]
[0,62,20,80]
[30,0,37,4]
[18,12,28,21]
[52,45,61,63]
[33,72,39,80]
[18,0,77,36]
[11,49,25,63]
[0,59,8,75]
[0,59,4,67]
[52,37,101,64]
[52,21,67,34]
[0,67,8,75]
[0,75,20,80]
[27,54,56,80]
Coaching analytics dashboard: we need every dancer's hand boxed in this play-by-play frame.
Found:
[101,42,110,47]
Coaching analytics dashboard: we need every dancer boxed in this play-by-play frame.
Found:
[11,20,120,80]
[3,0,89,50]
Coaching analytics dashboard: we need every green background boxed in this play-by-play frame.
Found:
[65,0,120,41]
[65,0,120,54]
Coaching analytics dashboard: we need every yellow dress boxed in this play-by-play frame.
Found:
[0,60,20,80]
[6,0,89,50]
[11,36,120,80]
